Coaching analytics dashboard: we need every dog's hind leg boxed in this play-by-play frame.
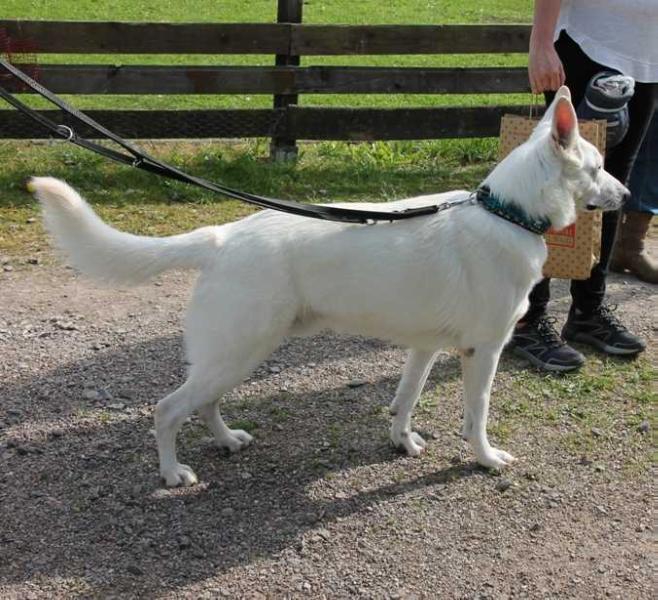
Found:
[155,352,267,487]
[155,340,282,487]
[389,348,438,456]
[155,310,293,486]
[154,377,214,487]
[460,343,515,470]
[198,402,253,452]
[154,369,245,487]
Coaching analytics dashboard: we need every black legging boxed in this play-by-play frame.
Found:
[524,31,658,321]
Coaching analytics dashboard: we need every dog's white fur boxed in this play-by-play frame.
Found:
[31,88,627,486]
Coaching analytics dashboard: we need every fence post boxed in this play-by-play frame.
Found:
[270,0,303,161]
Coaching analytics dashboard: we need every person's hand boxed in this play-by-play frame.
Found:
[528,40,565,94]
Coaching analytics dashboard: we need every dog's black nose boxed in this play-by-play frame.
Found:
[622,190,632,206]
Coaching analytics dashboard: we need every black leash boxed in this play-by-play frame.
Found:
[0,58,448,224]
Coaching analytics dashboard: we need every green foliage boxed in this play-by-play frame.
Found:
[0,137,497,255]
[3,1,532,25]
[2,1,531,110]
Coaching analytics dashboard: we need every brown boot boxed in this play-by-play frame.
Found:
[610,211,658,284]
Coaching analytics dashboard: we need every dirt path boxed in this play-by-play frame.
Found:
[0,259,655,599]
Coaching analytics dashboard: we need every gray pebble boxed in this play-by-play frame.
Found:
[82,388,102,401]
[178,535,192,549]
[126,565,143,576]
[347,379,368,388]
[54,320,79,331]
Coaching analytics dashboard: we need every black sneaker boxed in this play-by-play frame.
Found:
[510,315,585,372]
[562,304,646,355]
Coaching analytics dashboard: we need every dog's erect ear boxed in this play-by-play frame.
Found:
[552,95,578,150]
[537,85,573,130]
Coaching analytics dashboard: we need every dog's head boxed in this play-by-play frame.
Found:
[486,86,628,232]
[533,87,629,224]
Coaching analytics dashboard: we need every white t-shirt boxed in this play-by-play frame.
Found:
[555,0,658,83]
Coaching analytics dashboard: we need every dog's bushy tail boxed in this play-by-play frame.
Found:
[30,177,219,286]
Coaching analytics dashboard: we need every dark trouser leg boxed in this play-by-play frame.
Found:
[570,81,657,313]
[522,277,550,323]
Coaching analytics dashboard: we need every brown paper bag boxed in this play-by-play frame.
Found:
[498,114,606,280]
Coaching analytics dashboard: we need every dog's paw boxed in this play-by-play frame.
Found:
[390,428,427,457]
[161,463,198,487]
[217,429,253,453]
[475,447,516,470]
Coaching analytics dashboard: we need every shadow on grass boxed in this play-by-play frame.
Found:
[0,139,496,210]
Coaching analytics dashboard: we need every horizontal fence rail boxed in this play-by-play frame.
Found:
[0,21,290,54]
[0,20,530,55]
[0,15,534,151]
[0,105,537,141]
[290,24,530,55]
[4,65,531,95]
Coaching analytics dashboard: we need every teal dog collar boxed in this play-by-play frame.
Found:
[476,186,551,235]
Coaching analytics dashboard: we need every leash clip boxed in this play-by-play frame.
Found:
[56,125,74,141]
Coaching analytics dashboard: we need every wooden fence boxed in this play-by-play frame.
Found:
[0,1,534,158]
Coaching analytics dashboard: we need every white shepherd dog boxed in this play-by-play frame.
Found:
[30,87,628,486]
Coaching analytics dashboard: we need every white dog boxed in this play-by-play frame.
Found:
[30,87,627,487]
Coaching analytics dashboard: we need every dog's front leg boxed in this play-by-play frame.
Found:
[460,344,515,470]
[389,348,438,456]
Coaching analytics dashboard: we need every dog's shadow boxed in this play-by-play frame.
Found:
[0,333,482,597]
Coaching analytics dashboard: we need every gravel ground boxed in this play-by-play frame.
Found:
[0,251,655,599]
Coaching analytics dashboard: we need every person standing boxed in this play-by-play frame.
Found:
[510,0,658,372]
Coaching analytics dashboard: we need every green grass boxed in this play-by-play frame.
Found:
[0,0,528,255]
[414,349,655,461]
[0,137,497,255]
[2,1,532,110]
[3,1,533,25]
